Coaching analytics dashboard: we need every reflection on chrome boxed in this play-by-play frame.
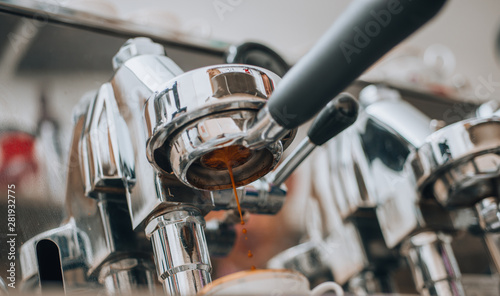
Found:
[19,37,299,295]
[15,32,500,296]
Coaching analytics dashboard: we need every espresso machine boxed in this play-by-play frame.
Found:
[269,84,462,295]
[19,38,361,295]
[410,108,500,284]
[10,0,454,295]
[333,84,465,295]
[271,83,500,296]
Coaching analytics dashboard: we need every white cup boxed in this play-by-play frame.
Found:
[198,269,343,296]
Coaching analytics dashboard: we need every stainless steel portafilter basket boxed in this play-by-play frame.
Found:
[144,65,295,190]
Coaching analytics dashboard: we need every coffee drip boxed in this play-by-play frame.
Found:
[202,145,256,270]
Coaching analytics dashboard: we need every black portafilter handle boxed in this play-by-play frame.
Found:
[267,0,447,129]
[308,92,358,146]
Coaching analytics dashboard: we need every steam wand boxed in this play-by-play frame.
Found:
[268,93,358,186]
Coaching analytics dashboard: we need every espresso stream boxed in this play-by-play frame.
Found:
[202,146,256,270]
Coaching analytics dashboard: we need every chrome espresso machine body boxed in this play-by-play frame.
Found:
[269,85,467,295]
[331,85,465,295]
[13,0,453,295]
[19,38,297,295]
[270,83,500,296]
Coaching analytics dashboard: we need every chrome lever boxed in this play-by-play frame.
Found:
[268,93,358,186]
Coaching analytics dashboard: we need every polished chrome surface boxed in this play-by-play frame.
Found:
[145,206,211,296]
[401,232,465,296]
[475,197,500,232]
[20,103,91,293]
[20,216,155,294]
[311,148,368,285]
[19,67,169,295]
[320,85,466,295]
[13,27,496,296]
[100,258,156,295]
[269,150,369,286]
[333,84,432,219]
[80,83,135,198]
[244,108,291,150]
[143,64,291,190]
[326,126,376,220]
[108,38,215,229]
[169,109,282,190]
[267,138,315,186]
[358,84,402,108]
[408,104,500,284]
[19,186,155,294]
[412,117,500,208]
[268,186,368,286]
[363,89,432,149]
[326,85,449,249]
[20,219,90,293]
[227,93,362,211]
[20,99,156,294]
[112,38,166,71]
[360,86,456,247]
[47,37,301,295]
[211,179,286,215]
[164,270,211,296]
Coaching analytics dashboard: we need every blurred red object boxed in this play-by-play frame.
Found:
[0,131,38,185]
